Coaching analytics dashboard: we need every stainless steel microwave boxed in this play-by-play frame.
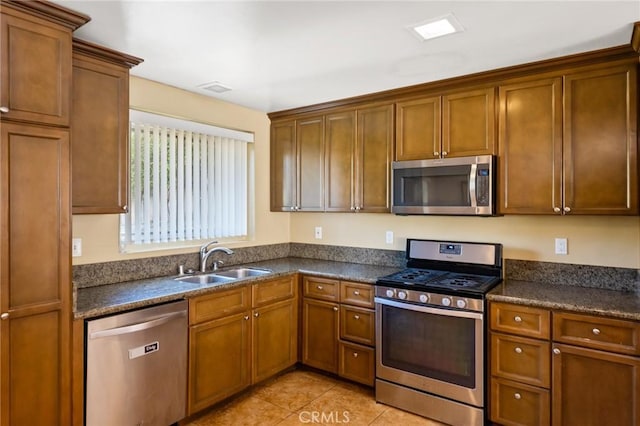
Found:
[391,155,495,216]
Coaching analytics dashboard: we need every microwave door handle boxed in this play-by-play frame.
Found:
[469,163,477,208]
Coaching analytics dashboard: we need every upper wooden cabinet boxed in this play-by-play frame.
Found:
[270,116,324,211]
[499,62,638,215]
[396,87,496,161]
[71,40,142,214]
[0,3,86,126]
[325,104,393,212]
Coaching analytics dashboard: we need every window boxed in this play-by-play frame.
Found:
[120,110,254,252]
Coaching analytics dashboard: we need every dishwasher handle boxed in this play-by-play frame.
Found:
[89,311,187,339]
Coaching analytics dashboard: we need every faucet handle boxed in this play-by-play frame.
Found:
[200,240,219,253]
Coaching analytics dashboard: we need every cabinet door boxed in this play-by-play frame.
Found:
[552,343,640,426]
[324,110,355,211]
[498,77,563,214]
[188,312,251,414]
[302,298,339,373]
[1,123,71,426]
[563,64,638,215]
[252,298,298,383]
[0,9,71,126]
[297,116,324,211]
[270,120,297,211]
[442,87,496,158]
[395,96,441,160]
[71,51,130,214]
[356,103,393,212]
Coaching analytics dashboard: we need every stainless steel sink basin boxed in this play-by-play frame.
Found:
[174,274,236,285]
[213,268,272,279]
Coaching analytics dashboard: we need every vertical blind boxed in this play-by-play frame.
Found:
[121,110,253,248]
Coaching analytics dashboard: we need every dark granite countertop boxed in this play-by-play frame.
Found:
[75,257,402,319]
[487,279,640,321]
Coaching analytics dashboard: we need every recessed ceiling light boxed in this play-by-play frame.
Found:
[410,13,464,41]
[198,81,232,93]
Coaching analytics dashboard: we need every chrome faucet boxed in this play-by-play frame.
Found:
[199,241,234,272]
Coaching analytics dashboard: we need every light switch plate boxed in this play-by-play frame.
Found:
[72,238,82,257]
[314,226,322,239]
[385,231,393,244]
[555,238,568,255]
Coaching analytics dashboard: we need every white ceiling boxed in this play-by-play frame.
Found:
[54,1,639,113]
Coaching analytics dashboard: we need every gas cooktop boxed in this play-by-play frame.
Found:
[377,268,501,296]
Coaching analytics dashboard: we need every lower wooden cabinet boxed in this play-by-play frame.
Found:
[491,378,550,426]
[302,298,339,373]
[338,341,375,386]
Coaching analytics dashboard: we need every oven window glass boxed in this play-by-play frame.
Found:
[394,165,472,207]
[380,304,476,388]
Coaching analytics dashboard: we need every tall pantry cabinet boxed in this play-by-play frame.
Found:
[0,1,89,425]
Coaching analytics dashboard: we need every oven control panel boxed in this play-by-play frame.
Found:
[375,286,484,313]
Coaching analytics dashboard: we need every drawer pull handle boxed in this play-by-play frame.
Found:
[254,312,259,317]
[354,290,360,296]
[0,106,9,113]
[514,316,522,323]
[0,313,8,320]
[353,352,359,358]
[592,328,601,335]
[333,306,339,312]
[514,347,523,354]
[514,393,522,400]
[244,315,249,320]
[354,315,360,320]
[317,285,323,290]
[553,348,561,355]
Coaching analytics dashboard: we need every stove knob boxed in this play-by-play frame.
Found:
[419,294,429,303]
[397,291,408,300]
[456,299,467,309]
[385,289,395,298]
[441,297,452,307]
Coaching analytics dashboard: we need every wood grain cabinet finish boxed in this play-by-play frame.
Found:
[302,276,376,386]
[491,378,550,426]
[71,40,142,214]
[490,302,551,340]
[270,116,324,212]
[499,62,638,215]
[325,104,393,213]
[395,87,496,161]
[491,333,551,388]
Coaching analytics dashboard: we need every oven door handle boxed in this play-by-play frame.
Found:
[375,297,483,320]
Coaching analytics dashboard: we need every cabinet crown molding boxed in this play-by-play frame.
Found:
[1,0,90,30]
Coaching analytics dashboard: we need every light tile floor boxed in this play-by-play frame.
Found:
[184,369,445,425]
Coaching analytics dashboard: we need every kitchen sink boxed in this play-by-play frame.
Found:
[213,268,272,279]
[174,274,236,285]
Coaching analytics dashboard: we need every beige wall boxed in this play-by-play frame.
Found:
[72,77,289,265]
[73,77,640,269]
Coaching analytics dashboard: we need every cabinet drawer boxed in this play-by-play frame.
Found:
[340,281,374,308]
[189,286,250,324]
[490,378,550,426]
[252,275,296,308]
[303,276,339,301]
[553,312,640,355]
[340,305,375,346]
[491,302,550,339]
[339,341,375,386]
[491,333,550,388]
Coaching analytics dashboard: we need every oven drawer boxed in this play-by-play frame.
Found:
[340,281,374,308]
[303,276,340,301]
[340,305,375,346]
[490,302,550,339]
[491,333,550,388]
[490,377,550,426]
[339,340,374,386]
[553,312,640,355]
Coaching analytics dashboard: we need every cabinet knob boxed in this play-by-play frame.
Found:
[564,206,571,213]
[350,206,356,211]
[442,151,448,157]
[244,315,249,320]
[355,206,361,211]
[353,290,360,296]
[352,352,359,358]
[333,306,338,312]
[354,315,360,320]
[317,285,323,290]
[434,152,439,157]
[514,393,522,400]
[0,106,9,113]
[553,348,561,355]
[254,312,259,317]
[592,328,601,335]
[514,347,523,354]
[553,207,561,213]
[0,313,8,320]
[514,315,522,323]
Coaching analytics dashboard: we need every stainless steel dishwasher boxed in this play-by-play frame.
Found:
[86,300,188,426]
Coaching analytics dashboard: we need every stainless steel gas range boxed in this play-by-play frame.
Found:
[375,239,503,426]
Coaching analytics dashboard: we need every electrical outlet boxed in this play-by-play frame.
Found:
[555,238,568,255]
[385,231,394,244]
[72,238,82,257]
[314,226,322,239]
